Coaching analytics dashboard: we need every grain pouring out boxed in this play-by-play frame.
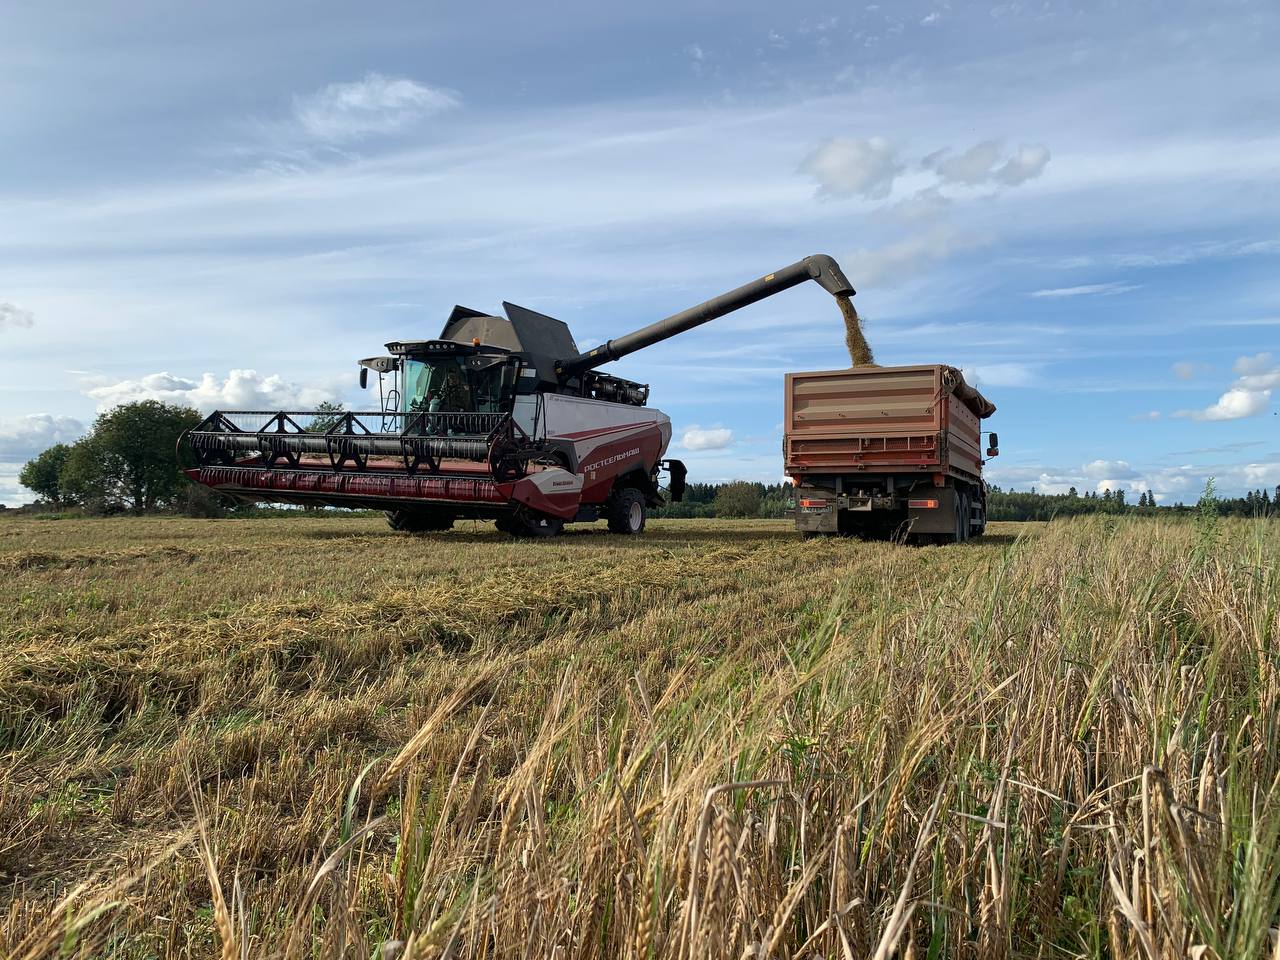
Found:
[837,292,875,367]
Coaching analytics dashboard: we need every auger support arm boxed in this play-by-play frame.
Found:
[555,254,855,378]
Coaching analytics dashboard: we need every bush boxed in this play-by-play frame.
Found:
[714,481,762,518]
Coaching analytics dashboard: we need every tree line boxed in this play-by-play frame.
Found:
[18,401,203,514]
[653,481,794,519]
[986,484,1277,521]
[13,403,1275,521]
[15,400,347,515]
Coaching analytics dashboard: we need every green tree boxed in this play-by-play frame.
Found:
[306,400,346,433]
[713,481,762,518]
[18,443,73,504]
[59,436,111,508]
[62,401,203,513]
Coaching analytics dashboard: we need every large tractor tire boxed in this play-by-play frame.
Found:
[386,509,455,533]
[496,508,565,538]
[607,487,646,535]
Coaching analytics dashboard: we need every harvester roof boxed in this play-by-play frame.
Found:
[401,302,582,386]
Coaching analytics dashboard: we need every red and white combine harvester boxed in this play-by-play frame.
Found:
[183,255,856,536]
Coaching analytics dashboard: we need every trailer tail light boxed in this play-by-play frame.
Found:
[799,498,831,512]
[909,498,939,509]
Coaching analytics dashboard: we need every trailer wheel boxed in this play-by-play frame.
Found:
[386,509,455,533]
[607,487,646,535]
[971,502,987,538]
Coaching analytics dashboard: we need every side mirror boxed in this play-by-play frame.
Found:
[985,431,999,458]
[359,367,368,389]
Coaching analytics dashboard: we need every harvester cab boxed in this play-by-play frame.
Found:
[183,254,855,537]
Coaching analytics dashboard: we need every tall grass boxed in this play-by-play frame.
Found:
[1,515,1276,958]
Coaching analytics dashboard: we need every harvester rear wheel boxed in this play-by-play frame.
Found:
[607,487,646,535]
[385,509,455,533]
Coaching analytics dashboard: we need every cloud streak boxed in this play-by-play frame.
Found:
[1030,282,1139,298]
[924,140,1050,187]
[0,303,35,331]
[292,73,460,142]
[849,225,985,287]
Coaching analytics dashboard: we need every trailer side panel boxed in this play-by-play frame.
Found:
[785,365,948,477]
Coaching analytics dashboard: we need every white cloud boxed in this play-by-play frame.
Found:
[961,363,1037,388]
[0,414,85,460]
[1172,361,1199,380]
[926,140,1004,185]
[0,302,35,331]
[83,370,342,414]
[1179,387,1271,421]
[1083,459,1139,481]
[849,225,983,287]
[800,136,903,200]
[1030,282,1139,298]
[888,186,951,222]
[925,140,1050,187]
[1174,353,1279,421]
[681,426,734,450]
[1131,410,1162,421]
[293,73,459,142]
[995,144,1052,185]
[1234,353,1280,389]
[1235,352,1275,376]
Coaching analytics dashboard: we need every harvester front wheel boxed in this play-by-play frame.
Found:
[386,509,455,533]
[607,487,646,536]
[496,508,565,538]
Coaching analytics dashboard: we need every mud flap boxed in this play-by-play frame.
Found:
[906,486,959,534]
[793,488,839,534]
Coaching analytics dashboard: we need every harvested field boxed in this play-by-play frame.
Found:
[1,514,1277,958]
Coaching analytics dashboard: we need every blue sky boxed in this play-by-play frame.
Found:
[2,0,1278,505]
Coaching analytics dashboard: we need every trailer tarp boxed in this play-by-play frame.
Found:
[942,366,997,419]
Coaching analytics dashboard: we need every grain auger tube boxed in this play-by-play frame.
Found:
[554,254,855,377]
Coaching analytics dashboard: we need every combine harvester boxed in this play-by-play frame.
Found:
[184,255,855,536]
